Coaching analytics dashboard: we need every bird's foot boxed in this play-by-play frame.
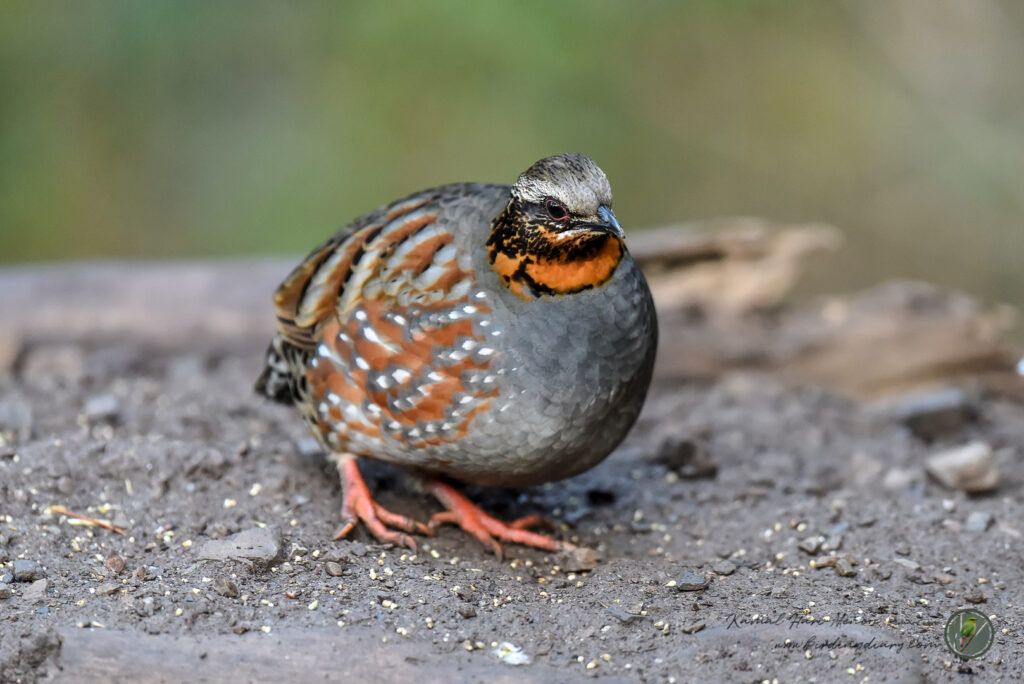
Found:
[329,454,431,552]
[426,479,575,560]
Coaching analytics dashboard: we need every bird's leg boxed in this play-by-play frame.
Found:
[425,479,575,560]
[329,453,431,551]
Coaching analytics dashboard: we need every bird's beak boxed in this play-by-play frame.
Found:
[597,206,624,238]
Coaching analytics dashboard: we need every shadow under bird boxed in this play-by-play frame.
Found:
[256,154,657,557]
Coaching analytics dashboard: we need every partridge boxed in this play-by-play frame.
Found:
[256,154,657,556]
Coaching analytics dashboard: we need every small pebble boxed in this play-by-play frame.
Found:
[83,393,121,424]
[0,583,10,599]
[555,547,600,572]
[676,572,708,591]
[13,559,43,582]
[835,558,856,577]
[878,387,974,441]
[925,442,999,493]
[711,561,735,576]
[22,578,48,601]
[681,622,705,634]
[822,535,843,552]
[964,588,986,604]
[213,577,239,598]
[893,558,921,572]
[457,605,476,619]
[106,556,126,575]
[0,400,33,444]
[325,561,345,577]
[797,537,822,555]
[882,468,919,491]
[964,511,993,534]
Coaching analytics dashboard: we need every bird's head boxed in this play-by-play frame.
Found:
[488,154,626,299]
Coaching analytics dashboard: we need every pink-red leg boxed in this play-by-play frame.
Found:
[425,479,575,559]
[329,453,430,551]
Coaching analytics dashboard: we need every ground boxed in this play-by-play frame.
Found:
[0,260,1021,683]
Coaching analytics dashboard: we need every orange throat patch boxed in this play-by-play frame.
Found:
[490,231,625,299]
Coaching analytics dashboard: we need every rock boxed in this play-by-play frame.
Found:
[874,387,975,442]
[23,578,48,601]
[134,566,162,581]
[797,536,822,555]
[13,559,43,582]
[556,547,600,572]
[681,621,705,634]
[324,561,345,577]
[676,572,709,591]
[83,393,121,424]
[0,583,10,599]
[925,442,999,493]
[106,556,125,575]
[893,558,920,572]
[213,577,239,598]
[649,437,717,479]
[835,558,856,577]
[964,511,993,533]
[964,588,986,604]
[711,561,736,576]
[882,468,920,491]
[0,400,33,446]
[822,535,843,552]
[136,597,157,617]
[197,526,282,565]
[457,604,476,619]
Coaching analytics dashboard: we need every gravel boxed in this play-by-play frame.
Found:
[1,322,1022,681]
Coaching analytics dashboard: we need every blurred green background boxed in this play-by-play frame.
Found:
[1,1,1021,304]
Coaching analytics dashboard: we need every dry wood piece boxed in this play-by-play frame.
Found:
[632,218,843,315]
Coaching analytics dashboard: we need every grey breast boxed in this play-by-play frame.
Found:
[427,195,658,486]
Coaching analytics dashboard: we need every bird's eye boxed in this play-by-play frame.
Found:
[545,198,569,221]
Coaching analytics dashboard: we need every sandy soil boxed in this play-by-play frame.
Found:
[0,261,1022,683]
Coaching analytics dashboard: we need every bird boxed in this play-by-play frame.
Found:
[256,154,658,557]
[959,615,978,650]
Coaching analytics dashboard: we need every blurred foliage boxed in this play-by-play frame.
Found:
[1,1,1022,303]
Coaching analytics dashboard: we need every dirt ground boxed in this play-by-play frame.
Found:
[1,260,1022,683]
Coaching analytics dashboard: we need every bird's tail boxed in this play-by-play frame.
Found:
[254,334,301,405]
